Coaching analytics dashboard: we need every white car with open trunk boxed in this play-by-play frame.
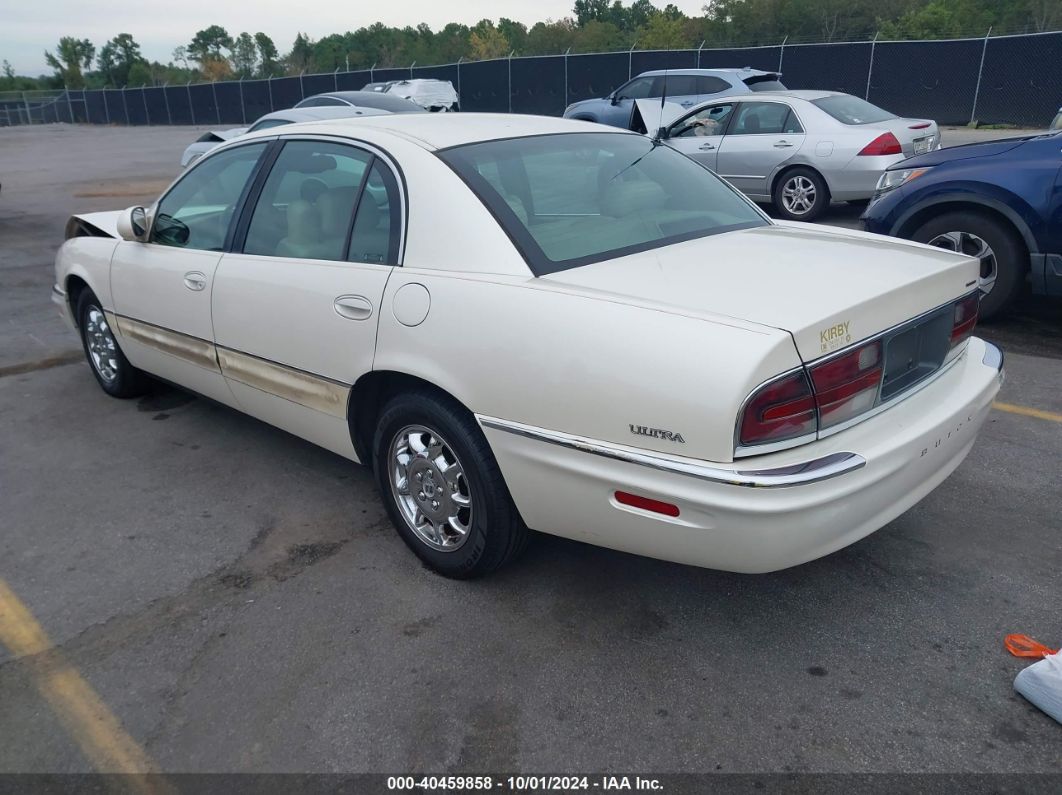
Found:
[53,114,1003,578]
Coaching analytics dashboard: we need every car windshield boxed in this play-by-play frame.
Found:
[812,95,897,124]
[439,132,767,275]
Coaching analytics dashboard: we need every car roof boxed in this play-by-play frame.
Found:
[242,112,621,151]
[261,106,392,123]
[636,68,778,78]
[298,90,425,112]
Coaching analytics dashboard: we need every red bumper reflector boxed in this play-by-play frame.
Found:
[615,491,680,517]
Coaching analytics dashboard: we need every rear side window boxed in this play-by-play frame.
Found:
[812,95,896,124]
[697,75,732,94]
[656,75,698,97]
[243,141,373,262]
[728,102,792,135]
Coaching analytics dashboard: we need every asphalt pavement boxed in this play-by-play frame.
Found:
[0,123,1059,777]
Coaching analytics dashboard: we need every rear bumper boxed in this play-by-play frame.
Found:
[481,337,1003,573]
[824,154,906,201]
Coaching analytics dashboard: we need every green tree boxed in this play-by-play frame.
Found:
[469,21,510,59]
[96,33,144,87]
[254,32,281,76]
[498,18,529,52]
[188,25,233,64]
[526,19,577,53]
[229,32,258,77]
[44,37,95,88]
[288,32,313,72]
[126,60,153,86]
[574,0,611,25]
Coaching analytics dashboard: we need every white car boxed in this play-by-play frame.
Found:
[636,91,940,220]
[179,105,392,168]
[53,114,1003,578]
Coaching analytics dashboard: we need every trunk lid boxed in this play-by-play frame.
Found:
[544,222,978,363]
[869,117,941,156]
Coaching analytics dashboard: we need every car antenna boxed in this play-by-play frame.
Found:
[653,69,669,143]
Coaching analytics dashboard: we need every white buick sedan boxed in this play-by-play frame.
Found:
[53,114,1003,578]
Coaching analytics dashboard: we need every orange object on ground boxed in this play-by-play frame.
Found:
[1005,634,1059,658]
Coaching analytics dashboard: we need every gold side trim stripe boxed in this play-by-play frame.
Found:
[217,347,350,419]
[114,315,220,373]
[112,314,350,418]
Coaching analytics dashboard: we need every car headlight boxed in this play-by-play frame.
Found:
[875,167,931,193]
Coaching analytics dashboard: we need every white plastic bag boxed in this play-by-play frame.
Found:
[1014,649,1062,725]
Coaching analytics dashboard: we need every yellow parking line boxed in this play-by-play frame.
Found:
[0,578,167,788]
[993,401,1062,424]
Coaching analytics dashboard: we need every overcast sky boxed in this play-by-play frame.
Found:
[3,0,708,76]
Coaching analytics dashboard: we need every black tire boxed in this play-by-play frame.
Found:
[372,389,529,579]
[76,289,150,398]
[910,210,1026,320]
[772,167,830,221]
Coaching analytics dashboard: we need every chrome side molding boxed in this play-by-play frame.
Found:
[478,415,865,489]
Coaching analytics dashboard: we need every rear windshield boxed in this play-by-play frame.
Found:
[439,132,767,275]
[248,118,292,132]
[812,95,896,125]
[744,76,787,92]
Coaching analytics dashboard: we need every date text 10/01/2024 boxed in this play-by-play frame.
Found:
[386,776,664,791]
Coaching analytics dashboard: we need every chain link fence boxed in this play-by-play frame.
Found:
[2,30,1059,129]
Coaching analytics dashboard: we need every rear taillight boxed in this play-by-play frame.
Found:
[739,370,817,447]
[951,293,979,348]
[739,294,978,452]
[809,341,883,430]
[858,132,902,156]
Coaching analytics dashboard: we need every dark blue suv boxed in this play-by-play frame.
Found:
[862,132,1062,319]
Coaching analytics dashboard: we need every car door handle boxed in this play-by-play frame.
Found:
[680,101,694,107]
[773,141,795,148]
[183,271,207,291]
[334,295,373,321]
[699,143,716,150]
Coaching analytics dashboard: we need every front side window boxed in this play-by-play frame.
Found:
[672,103,734,137]
[616,77,655,101]
[440,132,767,275]
[728,102,792,135]
[812,95,896,125]
[243,141,401,265]
[151,143,267,250]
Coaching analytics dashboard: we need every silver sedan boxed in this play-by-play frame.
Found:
[645,91,940,221]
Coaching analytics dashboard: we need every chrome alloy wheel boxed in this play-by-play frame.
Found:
[926,231,997,297]
[388,425,473,552]
[781,175,817,216]
[85,307,119,382]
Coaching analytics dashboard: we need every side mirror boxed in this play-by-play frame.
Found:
[117,206,149,242]
[610,94,621,106]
